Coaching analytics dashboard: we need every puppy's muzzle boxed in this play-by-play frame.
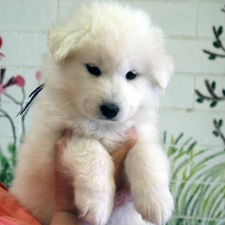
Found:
[100,103,119,119]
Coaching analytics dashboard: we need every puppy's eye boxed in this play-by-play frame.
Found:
[126,71,137,80]
[86,64,101,77]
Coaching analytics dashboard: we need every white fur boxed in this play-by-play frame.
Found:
[10,2,174,225]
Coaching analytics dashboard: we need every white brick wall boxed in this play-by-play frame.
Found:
[0,0,57,32]
[0,0,225,223]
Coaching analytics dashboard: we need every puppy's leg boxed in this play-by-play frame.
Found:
[61,137,115,225]
[125,138,174,225]
[10,128,61,225]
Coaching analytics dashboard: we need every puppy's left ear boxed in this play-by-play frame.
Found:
[153,53,174,90]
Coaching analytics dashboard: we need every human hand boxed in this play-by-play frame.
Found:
[50,127,137,225]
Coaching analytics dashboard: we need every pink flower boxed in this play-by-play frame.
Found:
[0,36,5,60]
[0,69,26,97]
[0,37,2,49]
[35,71,42,81]
[15,75,25,87]
[0,83,6,94]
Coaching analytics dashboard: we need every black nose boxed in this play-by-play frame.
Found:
[100,103,119,119]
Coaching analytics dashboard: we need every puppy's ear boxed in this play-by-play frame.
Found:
[153,53,174,90]
[48,26,78,63]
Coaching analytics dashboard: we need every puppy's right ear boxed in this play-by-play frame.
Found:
[48,26,66,63]
[48,26,77,63]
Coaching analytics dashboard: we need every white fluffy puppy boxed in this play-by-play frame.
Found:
[11,1,174,225]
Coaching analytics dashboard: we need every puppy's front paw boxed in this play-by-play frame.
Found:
[75,187,114,225]
[133,188,174,225]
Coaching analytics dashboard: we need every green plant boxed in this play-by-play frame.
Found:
[195,6,225,147]
[0,144,15,187]
[195,80,225,108]
[212,119,225,146]
[203,26,225,60]
[0,36,40,187]
[164,132,225,225]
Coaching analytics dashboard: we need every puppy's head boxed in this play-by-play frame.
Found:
[48,2,174,123]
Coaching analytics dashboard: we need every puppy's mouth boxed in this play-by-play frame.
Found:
[98,116,118,122]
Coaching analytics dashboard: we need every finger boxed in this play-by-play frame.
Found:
[123,126,137,150]
[54,135,77,213]
[54,136,66,165]
[111,127,137,159]
[54,129,72,165]
[62,128,73,139]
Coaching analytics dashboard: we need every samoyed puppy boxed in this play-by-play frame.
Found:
[11,1,174,225]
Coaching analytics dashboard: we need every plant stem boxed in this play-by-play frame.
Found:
[20,88,26,135]
[0,108,17,149]
[195,89,212,100]
[195,80,225,102]
[213,26,225,53]
[203,49,225,58]
[205,80,225,100]
[213,119,225,145]
[4,93,21,105]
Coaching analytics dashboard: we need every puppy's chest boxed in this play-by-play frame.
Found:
[89,131,126,153]
[72,124,128,153]
[98,135,125,153]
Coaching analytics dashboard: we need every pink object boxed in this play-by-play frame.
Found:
[15,76,25,88]
[0,84,6,94]
[35,71,42,81]
[0,37,2,49]
[113,187,132,211]
[0,37,4,60]
[0,182,41,225]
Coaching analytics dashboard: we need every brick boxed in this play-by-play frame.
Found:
[194,75,225,111]
[0,0,57,32]
[22,33,48,67]
[160,74,194,109]
[58,1,198,37]
[198,2,225,37]
[167,39,225,74]
[58,0,89,22]
[0,103,21,139]
[0,33,23,67]
[133,1,198,37]
[159,109,225,148]
[0,67,40,103]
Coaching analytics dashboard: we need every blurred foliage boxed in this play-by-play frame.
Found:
[164,132,225,225]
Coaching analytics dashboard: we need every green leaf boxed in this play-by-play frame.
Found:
[187,141,197,154]
[174,133,184,145]
[217,26,223,36]
[170,135,175,145]
[210,101,217,107]
[213,41,221,48]
[212,131,219,137]
[209,54,216,60]
[222,89,225,96]
[182,167,187,180]
[218,119,223,128]
[163,131,167,144]
[196,98,204,103]
[211,81,216,90]
[7,144,15,154]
